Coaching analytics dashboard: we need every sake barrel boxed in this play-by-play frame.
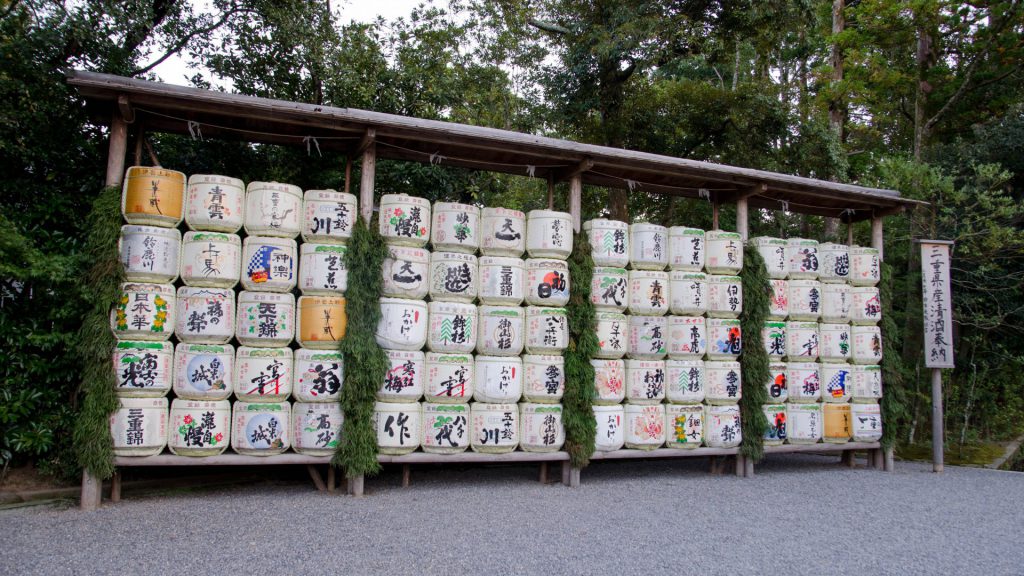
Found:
[478,256,525,305]
[236,291,295,347]
[705,360,742,405]
[234,346,292,402]
[430,251,478,303]
[705,230,743,274]
[707,274,743,318]
[787,403,822,444]
[520,403,564,452]
[477,305,524,356]
[668,227,705,272]
[374,401,422,455]
[628,270,669,316]
[167,399,230,456]
[821,363,853,403]
[851,286,882,325]
[593,405,625,452]
[591,267,629,311]
[851,365,883,402]
[665,404,704,449]
[595,312,629,359]
[591,359,626,405]
[584,219,629,267]
[293,348,343,402]
[525,306,568,354]
[185,174,245,233]
[752,236,789,279]
[786,321,819,361]
[823,403,851,443]
[819,323,851,363]
[768,279,790,319]
[427,301,477,353]
[301,189,356,244]
[762,404,788,446]
[474,355,523,403]
[851,402,883,442]
[523,354,565,403]
[382,245,430,299]
[766,362,789,403]
[113,341,174,397]
[240,235,296,292]
[120,225,181,283]
[111,283,175,341]
[180,231,241,288]
[296,295,346,349]
[376,297,428,351]
[629,223,669,270]
[292,401,342,456]
[821,283,851,323]
[379,194,430,247]
[851,325,883,364]
[819,242,851,283]
[788,280,823,321]
[850,246,881,287]
[380,349,425,402]
[470,403,518,453]
[298,243,347,295]
[425,352,474,403]
[175,287,235,344]
[666,359,705,404]
[625,359,666,404]
[480,207,526,257]
[627,315,668,360]
[525,258,570,307]
[173,343,233,401]
[669,271,707,316]
[121,166,185,227]
[787,361,821,403]
[705,404,742,448]
[244,181,302,238]
[763,321,787,360]
[526,209,572,258]
[707,318,742,360]
[667,315,706,360]
[787,238,820,279]
[431,202,480,253]
[421,403,470,454]
[111,397,168,456]
[624,404,666,450]
[232,401,291,455]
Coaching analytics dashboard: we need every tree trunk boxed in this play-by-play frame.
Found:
[828,0,845,140]
[913,24,933,160]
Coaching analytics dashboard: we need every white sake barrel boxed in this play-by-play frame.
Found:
[167,399,230,456]
[707,274,743,318]
[705,404,742,448]
[298,243,347,295]
[431,202,480,253]
[374,401,422,455]
[763,321,787,360]
[175,287,234,344]
[120,225,181,283]
[705,360,742,405]
[376,297,428,351]
[180,231,241,288]
[593,404,625,451]
[302,189,356,244]
[851,365,883,402]
[669,271,707,316]
[787,362,821,403]
[624,404,666,450]
[293,348,343,402]
[121,166,185,228]
[380,349,425,402]
[424,352,473,403]
[752,237,789,279]
[525,306,568,354]
[787,238,820,279]
[232,401,290,455]
[470,403,518,453]
[850,246,881,287]
[591,359,625,405]
[111,282,175,341]
[787,403,822,444]
[627,315,668,360]
[480,207,526,257]
[584,219,629,267]
[788,279,822,321]
[705,230,743,274]
[478,256,525,305]
[525,258,570,307]
[768,279,789,319]
[426,301,477,353]
[292,402,342,456]
[591,267,629,311]
[523,354,565,403]
[851,402,883,442]
[244,181,302,238]
[667,315,705,360]
[821,283,851,323]
[185,174,244,232]
[236,291,294,347]
[113,341,174,397]
[430,251,478,303]
[819,323,851,363]
[111,397,168,456]
[763,404,788,446]
[819,242,850,283]
[786,321,819,361]
[382,245,429,299]
[379,194,430,247]
[766,362,788,403]
[665,404,703,449]
[477,305,524,356]
[628,270,669,316]
[851,325,883,364]
[595,312,629,359]
[629,223,669,270]
[526,209,572,258]
[474,355,523,403]
[520,403,564,452]
[241,235,296,292]
[821,363,853,403]
[173,343,233,401]
[851,286,882,325]
[666,359,705,404]
[421,403,470,454]
[625,359,666,404]
[707,318,742,360]
[823,403,851,443]
[234,346,292,402]
[668,227,705,272]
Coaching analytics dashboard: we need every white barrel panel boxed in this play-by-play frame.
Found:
[751,236,789,279]
[180,231,242,289]
[244,181,301,238]
[421,403,470,454]
[666,315,706,360]
[240,236,296,292]
[374,401,422,455]
[111,282,175,341]
[380,349,425,402]
[669,271,707,316]
[704,404,742,448]
[629,223,669,270]
[821,362,853,403]
[119,225,180,283]
[235,291,294,347]
[624,404,666,450]
[379,194,430,247]
[478,256,525,306]
[627,315,668,360]
[111,397,168,456]
[293,348,343,402]
[524,306,568,355]
[426,301,477,354]
[591,359,625,405]
[114,341,174,398]
[624,359,666,404]
[666,403,704,449]
[787,238,819,279]
[584,219,629,267]
[525,258,570,307]
[526,209,572,259]
[707,318,742,360]
[594,312,629,359]
[470,403,518,453]
[665,359,705,404]
[299,243,347,295]
[185,174,244,233]
[167,399,230,456]
[382,245,429,299]
[593,405,625,452]
[591,267,629,312]
[292,402,343,456]
[705,360,742,404]
[375,297,428,351]
[786,362,821,403]
[705,230,743,274]
[175,287,234,344]
[431,202,480,253]
[429,251,478,303]
[523,354,565,403]
[668,227,705,272]
[474,355,522,403]
[480,207,526,257]
[234,346,292,402]
[301,189,356,244]
[477,306,524,356]
[173,343,233,401]
[520,403,564,452]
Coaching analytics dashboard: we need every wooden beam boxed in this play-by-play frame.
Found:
[555,158,594,181]
[117,95,135,124]
[306,465,327,491]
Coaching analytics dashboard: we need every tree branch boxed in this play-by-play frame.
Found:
[129,7,255,76]
[528,18,569,35]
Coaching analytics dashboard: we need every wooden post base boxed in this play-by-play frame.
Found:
[347,475,365,497]
[111,470,122,503]
[80,470,103,511]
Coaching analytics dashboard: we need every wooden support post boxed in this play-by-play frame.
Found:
[569,174,582,233]
[307,465,327,491]
[327,467,336,492]
[568,467,581,488]
[359,129,376,224]
[80,471,104,511]
[884,449,895,472]
[402,464,411,488]
[110,470,122,503]
[133,124,145,166]
[348,474,365,497]
[539,462,548,484]
[561,461,571,485]
[144,139,161,167]
[744,456,755,477]
[932,368,944,473]
[736,197,749,241]
[708,456,719,475]
[734,455,745,477]
[344,156,352,195]
[847,222,854,246]
[841,451,856,468]
[712,198,720,230]
[871,214,894,473]
[547,174,555,210]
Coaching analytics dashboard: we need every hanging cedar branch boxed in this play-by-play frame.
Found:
[739,243,771,462]
[879,261,906,451]
[564,230,598,468]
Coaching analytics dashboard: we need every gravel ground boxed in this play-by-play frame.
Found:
[2,454,1022,576]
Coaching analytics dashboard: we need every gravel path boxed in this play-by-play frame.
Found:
[2,454,1022,576]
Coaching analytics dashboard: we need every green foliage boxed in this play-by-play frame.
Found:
[564,231,598,467]
[739,243,771,461]
[879,261,907,450]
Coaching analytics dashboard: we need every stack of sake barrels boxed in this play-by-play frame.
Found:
[372,195,568,455]
[753,237,884,447]
[109,166,354,458]
[586,220,745,452]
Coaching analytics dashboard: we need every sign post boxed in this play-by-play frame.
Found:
[920,240,954,473]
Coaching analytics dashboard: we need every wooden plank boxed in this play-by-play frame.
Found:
[762,442,880,454]
[117,95,135,124]
[378,451,569,464]
[590,447,740,460]
[114,454,334,466]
